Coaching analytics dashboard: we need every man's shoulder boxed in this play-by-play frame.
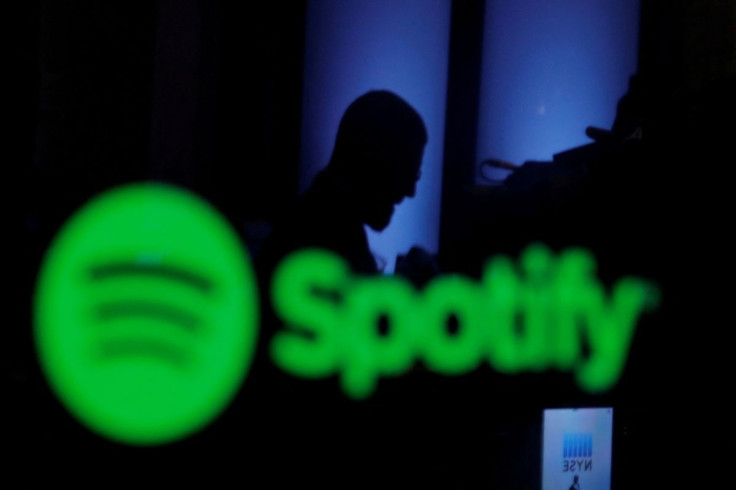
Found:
[258,204,371,274]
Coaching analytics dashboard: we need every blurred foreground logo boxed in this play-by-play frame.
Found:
[34,183,258,445]
[271,245,660,399]
[33,184,660,445]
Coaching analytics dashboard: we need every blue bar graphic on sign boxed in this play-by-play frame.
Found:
[563,433,593,458]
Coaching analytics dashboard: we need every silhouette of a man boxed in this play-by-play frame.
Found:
[259,90,427,275]
[569,474,581,490]
[249,91,427,466]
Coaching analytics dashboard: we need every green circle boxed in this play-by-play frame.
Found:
[34,183,258,445]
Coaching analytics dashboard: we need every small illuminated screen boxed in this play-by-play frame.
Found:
[542,408,613,490]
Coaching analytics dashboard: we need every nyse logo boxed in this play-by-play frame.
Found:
[563,433,593,472]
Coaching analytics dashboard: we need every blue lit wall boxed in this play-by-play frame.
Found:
[299,0,451,272]
[476,0,639,183]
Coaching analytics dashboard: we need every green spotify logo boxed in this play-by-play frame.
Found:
[272,246,660,399]
[34,183,258,445]
[34,182,661,444]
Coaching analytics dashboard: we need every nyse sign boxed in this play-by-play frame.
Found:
[543,409,613,490]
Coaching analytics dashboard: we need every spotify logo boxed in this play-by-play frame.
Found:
[34,183,659,445]
[34,183,258,445]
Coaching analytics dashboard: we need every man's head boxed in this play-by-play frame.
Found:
[328,91,427,231]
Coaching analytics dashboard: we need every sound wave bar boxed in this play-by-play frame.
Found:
[90,262,213,294]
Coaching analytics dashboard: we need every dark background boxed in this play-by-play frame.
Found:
[12,0,734,485]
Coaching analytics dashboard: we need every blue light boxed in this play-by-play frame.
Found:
[299,0,451,272]
[476,0,639,182]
